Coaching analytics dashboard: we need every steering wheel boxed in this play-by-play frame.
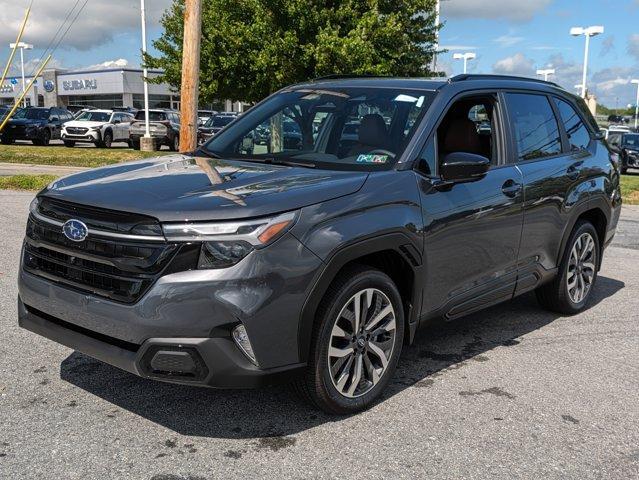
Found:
[366,149,396,158]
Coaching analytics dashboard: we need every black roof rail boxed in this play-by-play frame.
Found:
[449,74,560,88]
[312,74,392,81]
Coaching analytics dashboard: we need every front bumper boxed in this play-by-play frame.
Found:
[18,299,304,388]
[18,232,323,388]
[2,127,40,140]
[62,131,100,142]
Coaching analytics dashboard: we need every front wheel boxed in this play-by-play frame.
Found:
[536,220,599,314]
[169,134,179,152]
[101,131,113,148]
[296,266,404,414]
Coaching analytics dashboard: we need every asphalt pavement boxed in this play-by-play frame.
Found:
[0,190,638,479]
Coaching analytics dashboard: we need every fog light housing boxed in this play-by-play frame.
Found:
[232,324,257,365]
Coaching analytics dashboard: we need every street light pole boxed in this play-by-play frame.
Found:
[140,0,152,149]
[570,25,604,98]
[9,42,34,107]
[632,79,639,130]
[453,52,476,74]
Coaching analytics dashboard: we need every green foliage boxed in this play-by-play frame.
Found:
[146,0,442,103]
[0,174,57,191]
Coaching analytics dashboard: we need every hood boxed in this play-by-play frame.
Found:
[64,120,106,128]
[8,118,45,126]
[40,155,369,222]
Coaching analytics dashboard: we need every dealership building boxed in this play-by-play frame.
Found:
[0,66,243,112]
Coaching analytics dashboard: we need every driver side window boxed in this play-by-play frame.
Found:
[416,94,498,177]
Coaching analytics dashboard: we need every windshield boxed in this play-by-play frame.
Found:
[135,111,167,122]
[75,111,111,122]
[13,108,48,120]
[622,133,639,148]
[207,116,235,127]
[201,87,435,170]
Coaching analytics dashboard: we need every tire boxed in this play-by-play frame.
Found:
[621,167,628,175]
[169,134,179,152]
[131,140,140,150]
[296,265,405,414]
[536,220,599,314]
[63,140,75,148]
[102,131,113,148]
[0,136,13,145]
[40,129,51,146]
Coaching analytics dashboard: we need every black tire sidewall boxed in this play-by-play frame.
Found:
[312,269,404,413]
[104,132,112,148]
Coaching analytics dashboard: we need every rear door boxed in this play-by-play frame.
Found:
[502,92,593,295]
[416,91,524,320]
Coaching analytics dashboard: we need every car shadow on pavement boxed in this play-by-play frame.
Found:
[59,275,624,439]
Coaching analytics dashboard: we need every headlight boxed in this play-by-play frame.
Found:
[163,211,297,269]
[89,126,101,131]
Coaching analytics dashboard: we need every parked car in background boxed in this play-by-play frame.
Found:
[0,105,10,122]
[61,109,134,148]
[112,106,138,115]
[618,132,639,173]
[0,107,73,145]
[129,109,180,151]
[607,114,625,124]
[198,110,217,125]
[198,113,237,144]
[17,75,621,414]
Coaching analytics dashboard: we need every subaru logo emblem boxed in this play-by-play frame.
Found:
[62,219,89,242]
[43,80,55,93]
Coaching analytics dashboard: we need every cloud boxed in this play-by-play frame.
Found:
[600,36,615,57]
[492,53,535,76]
[493,35,524,47]
[590,67,635,107]
[628,34,639,62]
[82,59,133,71]
[442,0,551,22]
[0,1,172,51]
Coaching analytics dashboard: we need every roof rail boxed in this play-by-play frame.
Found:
[449,74,560,88]
[312,74,391,81]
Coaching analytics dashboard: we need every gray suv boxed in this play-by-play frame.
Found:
[18,75,621,414]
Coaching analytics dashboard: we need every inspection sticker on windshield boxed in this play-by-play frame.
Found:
[356,154,389,164]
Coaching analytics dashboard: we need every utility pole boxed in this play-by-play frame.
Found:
[179,0,202,153]
[431,0,440,74]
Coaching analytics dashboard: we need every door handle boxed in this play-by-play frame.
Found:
[566,161,583,180]
[501,179,522,198]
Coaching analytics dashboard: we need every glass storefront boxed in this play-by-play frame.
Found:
[133,94,177,110]
[61,94,125,109]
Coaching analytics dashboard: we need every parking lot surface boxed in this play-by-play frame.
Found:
[1,190,638,479]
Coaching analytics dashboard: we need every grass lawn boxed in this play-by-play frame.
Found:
[0,144,170,168]
[0,174,57,191]
[621,174,639,205]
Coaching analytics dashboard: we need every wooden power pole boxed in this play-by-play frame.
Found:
[179,0,202,152]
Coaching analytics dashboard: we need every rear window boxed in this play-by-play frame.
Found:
[505,93,562,161]
[135,111,167,122]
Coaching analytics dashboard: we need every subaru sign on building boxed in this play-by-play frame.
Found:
[0,67,179,110]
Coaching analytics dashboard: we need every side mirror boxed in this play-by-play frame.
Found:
[440,152,490,183]
[113,119,121,124]
[49,116,59,122]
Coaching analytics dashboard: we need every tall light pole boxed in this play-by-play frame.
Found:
[453,52,476,74]
[9,42,33,107]
[431,0,440,74]
[631,79,639,130]
[139,0,152,150]
[570,25,604,98]
[536,68,555,81]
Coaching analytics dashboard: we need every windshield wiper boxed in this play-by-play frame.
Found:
[263,158,316,169]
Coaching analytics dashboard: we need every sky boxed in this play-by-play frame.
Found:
[0,0,637,108]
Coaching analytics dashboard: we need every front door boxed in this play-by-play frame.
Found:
[415,92,524,320]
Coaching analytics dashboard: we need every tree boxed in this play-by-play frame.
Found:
[146,0,441,104]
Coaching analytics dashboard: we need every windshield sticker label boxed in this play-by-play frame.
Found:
[356,154,389,164]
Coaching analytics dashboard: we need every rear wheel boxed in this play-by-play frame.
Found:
[169,134,179,152]
[131,139,140,150]
[1,136,13,145]
[536,220,599,314]
[296,266,404,414]
[40,129,51,146]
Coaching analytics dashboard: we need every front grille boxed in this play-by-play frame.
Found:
[66,126,89,135]
[24,215,181,303]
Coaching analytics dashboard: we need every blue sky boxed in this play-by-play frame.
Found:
[1,0,637,107]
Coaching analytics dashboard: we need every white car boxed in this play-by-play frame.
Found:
[61,109,134,148]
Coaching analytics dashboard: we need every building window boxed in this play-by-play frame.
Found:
[132,94,176,110]
[61,94,125,109]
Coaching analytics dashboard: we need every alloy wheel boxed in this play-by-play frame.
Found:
[327,288,396,398]
[567,232,596,304]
